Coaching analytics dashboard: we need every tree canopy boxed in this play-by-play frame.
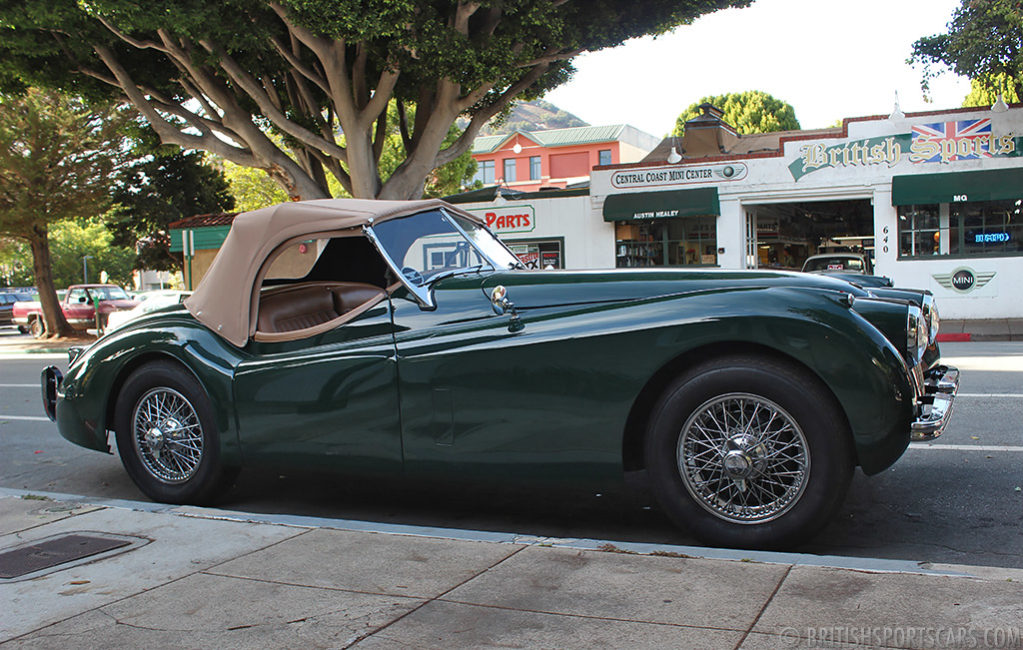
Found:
[672,90,800,137]
[910,0,1023,101]
[0,88,127,336]
[108,128,236,272]
[0,0,751,200]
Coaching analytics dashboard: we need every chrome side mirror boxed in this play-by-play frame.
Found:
[490,285,511,315]
[490,285,523,332]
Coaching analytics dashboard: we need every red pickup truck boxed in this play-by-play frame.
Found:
[13,284,138,337]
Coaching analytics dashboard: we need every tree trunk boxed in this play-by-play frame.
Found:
[28,225,73,339]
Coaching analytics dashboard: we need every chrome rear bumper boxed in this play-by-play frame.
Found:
[910,365,959,442]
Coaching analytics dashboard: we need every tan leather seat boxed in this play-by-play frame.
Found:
[256,282,386,335]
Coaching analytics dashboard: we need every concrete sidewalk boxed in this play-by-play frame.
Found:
[2,491,1021,649]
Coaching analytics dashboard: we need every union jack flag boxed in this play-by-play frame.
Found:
[912,119,992,162]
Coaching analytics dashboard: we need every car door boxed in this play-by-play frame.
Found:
[231,234,404,475]
[233,298,402,474]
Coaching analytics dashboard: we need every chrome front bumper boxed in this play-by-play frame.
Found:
[910,365,959,442]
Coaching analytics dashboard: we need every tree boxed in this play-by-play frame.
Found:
[0,88,126,337]
[1,0,751,201]
[910,0,1023,101]
[673,91,800,137]
[108,128,236,272]
[2,219,137,288]
[963,73,1022,108]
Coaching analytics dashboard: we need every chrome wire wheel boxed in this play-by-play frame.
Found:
[131,387,204,484]
[677,393,810,524]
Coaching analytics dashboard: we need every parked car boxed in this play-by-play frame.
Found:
[106,291,191,331]
[42,199,958,549]
[0,291,18,326]
[14,284,137,337]
[801,252,893,288]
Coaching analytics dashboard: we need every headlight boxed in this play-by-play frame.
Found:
[907,305,928,361]
[922,294,940,343]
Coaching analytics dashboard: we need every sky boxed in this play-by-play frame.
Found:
[544,0,972,137]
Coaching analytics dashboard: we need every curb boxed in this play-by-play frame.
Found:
[936,333,972,343]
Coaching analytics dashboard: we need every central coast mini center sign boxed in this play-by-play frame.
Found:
[611,163,747,189]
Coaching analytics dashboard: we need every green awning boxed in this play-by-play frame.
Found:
[603,188,719,221]
[892,168,1023,206]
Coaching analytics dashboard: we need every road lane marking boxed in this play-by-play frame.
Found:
[0,384,39,388]
[910,444,1023,452]
[958,393,1023,398]
[0,415,49,422]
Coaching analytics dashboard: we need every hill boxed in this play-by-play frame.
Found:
[460,100,589,135]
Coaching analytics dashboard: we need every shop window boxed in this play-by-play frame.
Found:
[899,199,1023,258]
[503,158,516,183]
[952,199,1023,256]
[897,205,940,257]
[473,160,495,185]
[529,156,541,180]
[614,217,717,267]
[598,149,612,166]
[507,240,563,269]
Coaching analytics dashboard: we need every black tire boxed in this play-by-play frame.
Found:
[644,355,854,550]
[29,317,44,339]
[114,361,232,504]
[17,325,28,334]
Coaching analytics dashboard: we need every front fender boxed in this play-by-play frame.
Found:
[55,315,244,464]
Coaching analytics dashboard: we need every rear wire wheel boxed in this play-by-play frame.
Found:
[645,356,854,549]
[114,361,233,504]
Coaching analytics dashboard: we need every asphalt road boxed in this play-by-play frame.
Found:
[1,325,1020,568]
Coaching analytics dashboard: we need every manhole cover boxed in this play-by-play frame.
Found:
[0,534,131,579]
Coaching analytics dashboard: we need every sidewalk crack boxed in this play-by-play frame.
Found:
[733,563,792,650]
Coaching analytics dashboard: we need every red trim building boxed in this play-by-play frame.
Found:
[471,124,659,192]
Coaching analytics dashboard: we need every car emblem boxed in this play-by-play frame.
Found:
[932,267,994,294]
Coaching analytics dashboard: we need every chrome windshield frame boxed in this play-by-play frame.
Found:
[364,208,512,310]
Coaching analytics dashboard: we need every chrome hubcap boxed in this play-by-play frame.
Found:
[677,393,809,524]
[132,388,203,484]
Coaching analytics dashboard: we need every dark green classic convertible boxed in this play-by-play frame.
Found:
[42,198,959,549]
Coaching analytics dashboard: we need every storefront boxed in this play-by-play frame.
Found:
[448,188,614,270]
[588,103,1023,319]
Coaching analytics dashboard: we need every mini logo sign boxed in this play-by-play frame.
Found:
[932,267,995,294]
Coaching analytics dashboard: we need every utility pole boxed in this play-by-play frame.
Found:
[82,255,92,284]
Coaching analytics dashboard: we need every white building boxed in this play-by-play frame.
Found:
[462,102,1023,320]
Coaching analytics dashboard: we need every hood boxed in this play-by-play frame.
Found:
[478,268,869,309]
[96,299,139,313]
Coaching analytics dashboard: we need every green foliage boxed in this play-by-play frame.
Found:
[108,127,235,271]
[0,0,752,199]
[221,160,291,212]
[673,91,800,136]
[0,220,135,287]
[962,73,1022,108]
[910,0,1023,100]
[0,88,125,237]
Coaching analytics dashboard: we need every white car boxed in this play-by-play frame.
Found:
[105,291,191,331]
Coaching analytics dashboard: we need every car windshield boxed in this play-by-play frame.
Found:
[370,208,521,286]
[87,286,130,300]
[803,256,865,273]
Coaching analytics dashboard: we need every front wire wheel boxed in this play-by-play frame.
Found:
[678,393,809,524]
[645,356,854,549]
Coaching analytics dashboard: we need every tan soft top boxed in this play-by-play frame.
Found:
[184,198,480,347]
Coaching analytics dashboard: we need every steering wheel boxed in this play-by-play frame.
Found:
[400,266,424,286]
